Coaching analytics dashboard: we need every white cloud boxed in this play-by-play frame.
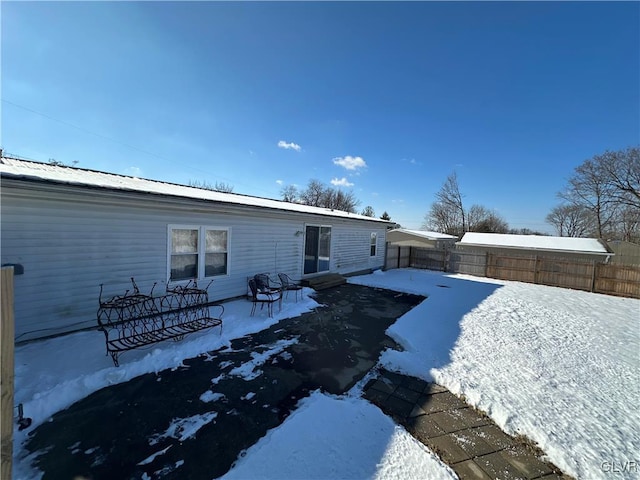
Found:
[332,156,366,170]
[278,140,301,152]
[276,180,283,185]
[331,177,354,187]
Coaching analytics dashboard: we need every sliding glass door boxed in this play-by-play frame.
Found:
[304,225,331,274]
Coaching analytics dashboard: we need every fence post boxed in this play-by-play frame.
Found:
[591,260,596,293]
[397,246,401,269]
[484,253,489,277]
[534,255,539,284]
[1,267,15,480]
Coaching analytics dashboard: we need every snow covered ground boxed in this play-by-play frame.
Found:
[12,270,639,479]
[12,285,456,479]
[349,269,640,480]
[222,391,456,480]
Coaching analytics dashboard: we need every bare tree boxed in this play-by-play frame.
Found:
[361,206,375,217]
[423,201,463,236]
[556,146,639,239]
[559,159,616,238]
[436,172,466,233]
[597,147,640,208]
[299,179,326,207]
[280,184,299,203]
[324,188,359,212]
[467,205,491,232]
[284,179,360,213]
[189,179,234,193]
[425,176,509,235]
[424,172,467,236]
[546,204,594,237]
[612,205,640,243]
[467,205,509,233]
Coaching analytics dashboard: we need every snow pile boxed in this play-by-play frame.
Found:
[349,268,640,479]
[222,391,457,480]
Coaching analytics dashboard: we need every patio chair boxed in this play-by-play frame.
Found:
[254,273,283,296]
[248,278,282,317]
[277,273,303,302]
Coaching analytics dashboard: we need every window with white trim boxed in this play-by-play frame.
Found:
[169,226,229,281]
[370,232,377,257]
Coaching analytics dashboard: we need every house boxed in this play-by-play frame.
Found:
[0,157,390,341]
[386,229,458,250]
[456,232,613,262]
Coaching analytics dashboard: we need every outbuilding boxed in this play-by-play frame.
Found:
[456,232,613,262]
[1,156,389,341]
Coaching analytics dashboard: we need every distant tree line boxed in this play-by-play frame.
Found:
[422,172,510,237]
[280,179,360,213]
[546,146,639,242]
[189,179,235,193]
[280,180,395,222]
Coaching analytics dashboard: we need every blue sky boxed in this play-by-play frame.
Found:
[2,2,638,231]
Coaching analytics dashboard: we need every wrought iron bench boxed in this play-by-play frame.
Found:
[97,279,223,366]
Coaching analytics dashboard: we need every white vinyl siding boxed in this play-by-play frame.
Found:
[1,182,386,341]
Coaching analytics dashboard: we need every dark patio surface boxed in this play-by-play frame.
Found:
[22,284,424,480]
[363,369,574,480]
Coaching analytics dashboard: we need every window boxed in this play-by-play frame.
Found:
[370,232,377,257]
[170,228,199,280]
[205,229,228,277]
[169,226,229,281]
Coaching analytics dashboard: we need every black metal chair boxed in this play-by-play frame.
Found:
[254,273,282,294]
[277,273,303,302]
[248,278,281,317]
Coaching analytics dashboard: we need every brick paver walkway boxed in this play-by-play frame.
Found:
[363,369,573,480]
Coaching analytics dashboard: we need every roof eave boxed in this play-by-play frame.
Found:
[1,172,392,224]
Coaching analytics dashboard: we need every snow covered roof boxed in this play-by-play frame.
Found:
[458,232,611,255]
[0,157,389,223]
[389,229,458,240]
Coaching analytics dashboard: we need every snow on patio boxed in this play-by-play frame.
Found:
[349,268,640,480]
[12,269,639,479]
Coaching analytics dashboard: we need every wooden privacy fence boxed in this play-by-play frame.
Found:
[385,245,412,270]
[486,254,640,298]
[385,243,640,299]
[1,267,14,480]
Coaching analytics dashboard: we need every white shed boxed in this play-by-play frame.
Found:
[457,232,613,262]
[1,157,390,341]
